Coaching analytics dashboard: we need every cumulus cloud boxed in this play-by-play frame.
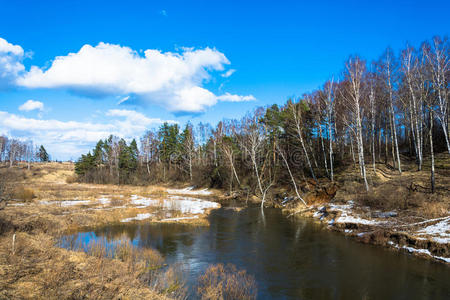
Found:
[19,99,44,111]
[0,37,25,89]
[0,109,174,160]
[14,41,255,112]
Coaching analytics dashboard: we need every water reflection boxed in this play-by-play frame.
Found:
[62,208,450,299]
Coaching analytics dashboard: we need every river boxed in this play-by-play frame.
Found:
[61,207,450,299]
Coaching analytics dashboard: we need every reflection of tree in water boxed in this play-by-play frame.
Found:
[62,208,450,299]
[89,223,203,256]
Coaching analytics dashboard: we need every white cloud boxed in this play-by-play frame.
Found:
[221,69,235,78]
[14,41,255,112]
[0,37,25,89]
[0,110,173,160]
[217,93,256,102]
[159,9,167,17]
[19,99,44,111]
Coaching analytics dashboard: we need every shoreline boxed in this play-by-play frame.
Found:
[281,201,450,264]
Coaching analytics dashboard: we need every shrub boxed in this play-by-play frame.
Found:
[14,187,36,202]
[197,263,257,300]
[65,174,78,184]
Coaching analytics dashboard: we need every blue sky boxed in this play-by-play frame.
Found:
[0,0,448,160]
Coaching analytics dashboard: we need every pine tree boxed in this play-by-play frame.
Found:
[38,145,49,162]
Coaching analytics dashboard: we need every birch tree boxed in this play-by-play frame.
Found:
[380,48,402,174]
[424,37,449,154]
[238,112,273,208]
[342,56,369,191]
[288,100,316,180]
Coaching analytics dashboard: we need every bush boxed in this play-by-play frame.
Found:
[197,263,257,300]
[65,174,78,184]
[14,187,36,202]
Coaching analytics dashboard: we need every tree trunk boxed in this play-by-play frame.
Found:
[430,110,435,193]
[277,144,306,205]
[318,123,329,177]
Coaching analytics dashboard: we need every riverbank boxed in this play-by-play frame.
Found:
[280,154,450,264]
[0,163,221,299]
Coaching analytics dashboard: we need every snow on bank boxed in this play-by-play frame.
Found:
[160,216,199,222]
[130,195,157,207]
[167,186,213,196]
[129,194,219,214]
[388,241,450,263]
[416,217,450,244]
[40,200,91,206]
[326,202,383,225]
[121,194,219,223]
[97,196,110,205]
[167,195,220,213]
[121,213,153,223]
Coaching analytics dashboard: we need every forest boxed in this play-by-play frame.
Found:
[72,36,448,206]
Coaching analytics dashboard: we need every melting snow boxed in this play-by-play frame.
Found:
[98,196,110,205]
[160,216,199,222]
[336,214,381,225]
[128,194,219,214]
[40,200,91,206]
[130,195,157,207]
[416,217,450,244]
[389,242,450,263]
[167,186,213,196]
[327,202,382,225]
[121,213,153,223]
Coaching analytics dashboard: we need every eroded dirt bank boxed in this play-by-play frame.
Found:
[279,158,450,264]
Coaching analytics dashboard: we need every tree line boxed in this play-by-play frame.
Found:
[0,136,50,168]
[75,36,448,202]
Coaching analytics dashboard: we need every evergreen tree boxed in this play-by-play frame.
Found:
[38,145,49,162]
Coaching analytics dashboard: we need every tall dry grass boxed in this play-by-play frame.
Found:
[197,263,257,300]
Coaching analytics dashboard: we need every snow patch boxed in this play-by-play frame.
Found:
[128,194,220,214]
[130,195,157,207]
[336,214,380,225]
[121,213,153,223]
[167,186,213,196]
[160,216,199,222]
[416,217,450,244]
[389,242,450,263]
[40,200,91,206]
[98,196,110,205]
[328,202,382,225]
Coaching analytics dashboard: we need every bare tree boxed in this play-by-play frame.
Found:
[323,79,335,181]
[401,46,425,170]
[342,56,369,191]
[275,139,306,205]
[424,37,449,153]
[380,48,402,174]
[238,111,273,208]
[288,100,316,180]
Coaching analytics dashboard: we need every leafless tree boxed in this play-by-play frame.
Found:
[341,56,369,191]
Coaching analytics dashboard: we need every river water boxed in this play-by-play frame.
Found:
[62,207,450,299]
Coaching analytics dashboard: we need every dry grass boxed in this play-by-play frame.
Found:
[328,154,450,218]
[197,263,257,300]
[0,232,169,300]
[0,162,219,299]
[13,187,36,202]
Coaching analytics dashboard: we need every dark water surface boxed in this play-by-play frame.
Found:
[62,208,450,299]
